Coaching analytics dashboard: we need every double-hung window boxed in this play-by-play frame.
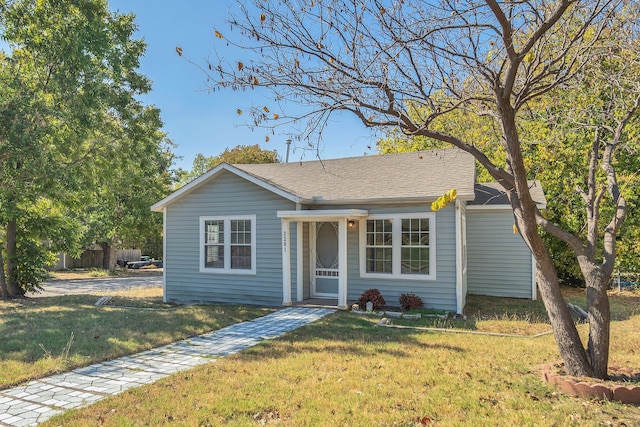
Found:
[200,215,256,274]
[360,213,435,280]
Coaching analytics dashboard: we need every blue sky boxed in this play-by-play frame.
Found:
[109,1,377,170]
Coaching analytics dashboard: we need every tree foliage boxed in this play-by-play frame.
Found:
[0,0,175,294]
[206,0,640,379]
[178,144,280,186]
[378,59,640,284]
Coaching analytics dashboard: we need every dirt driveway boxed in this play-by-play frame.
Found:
[28,273,162,298]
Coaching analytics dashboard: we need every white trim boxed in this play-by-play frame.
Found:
[466,205,513,211]
[466,203,546,210]
[531,254,537,300]
[162,208,167,303]
[296,221,303,302]
[152,163,301,211]
[302,195,476,205]
[199,215,257,275]
[359,212,436,281]
[277,209,368,220]
[309,221,317,296]
[455,200,463,315]
[282,220,292,306]
[338,218,348,310]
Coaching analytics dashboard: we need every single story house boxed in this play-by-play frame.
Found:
[151,149,546,314]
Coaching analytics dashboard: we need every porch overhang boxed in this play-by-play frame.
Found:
[278,210,367,311]
[277,209,369,221]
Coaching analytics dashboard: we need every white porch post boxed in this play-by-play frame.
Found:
[162,208,167,303]
[338,218,348,310]
[296,221,304,302]
[282,220,292,306]
[455,200,463,315]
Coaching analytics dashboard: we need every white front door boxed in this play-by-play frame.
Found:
[312,221,339,298]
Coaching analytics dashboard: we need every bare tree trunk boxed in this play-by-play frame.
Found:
[6,220,22,297]
[106,243,117,271]
[533,241,594,377]
[499,104,594,377]
[100,242,117,271]
[0,247,8,299]
[583,264,611,379]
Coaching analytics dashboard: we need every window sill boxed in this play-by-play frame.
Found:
[199,268,257,275]
[359,272,436,281]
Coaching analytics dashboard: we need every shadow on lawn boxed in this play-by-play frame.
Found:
[558,287,640,322]
[235,311,466,362]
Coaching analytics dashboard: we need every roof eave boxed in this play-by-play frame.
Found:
[299,193,475,206]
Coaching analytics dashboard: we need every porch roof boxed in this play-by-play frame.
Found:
[277,209,369,221]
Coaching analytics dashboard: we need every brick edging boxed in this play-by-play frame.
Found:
[541,362,640,404]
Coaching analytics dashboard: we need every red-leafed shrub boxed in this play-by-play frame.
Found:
[358,288,386,310]
[399,293,424,311]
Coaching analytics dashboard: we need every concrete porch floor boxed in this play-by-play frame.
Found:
[292,298,355,310]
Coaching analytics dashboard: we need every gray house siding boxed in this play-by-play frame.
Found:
[308,203,458,312]
[466,208,534,298]
[164,170,296,306]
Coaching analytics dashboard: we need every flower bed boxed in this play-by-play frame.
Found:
[542,362,640,404]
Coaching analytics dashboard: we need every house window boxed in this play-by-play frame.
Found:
[401,218,430,275]
[200,215,256,274]
[365,219,393,273]
[360,213,435,280]
[204,220,224,268]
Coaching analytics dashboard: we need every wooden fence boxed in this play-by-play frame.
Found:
[115,249,142,263]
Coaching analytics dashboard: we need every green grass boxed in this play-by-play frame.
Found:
[39,288,640,426]
[36,292,640,426]
[358,294,553,335]
[0,288,273,388]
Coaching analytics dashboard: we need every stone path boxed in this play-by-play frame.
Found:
[0,307,335,426]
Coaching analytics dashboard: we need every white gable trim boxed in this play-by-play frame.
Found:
[151,163,302,211]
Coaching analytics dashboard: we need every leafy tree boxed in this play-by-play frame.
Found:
[0,0,171,294]
[178,144,280,186]
[378,83,640,286]
[78,108,178,269]
[205,0,639,379]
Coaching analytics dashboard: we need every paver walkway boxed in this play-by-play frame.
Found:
[0,307,335,426]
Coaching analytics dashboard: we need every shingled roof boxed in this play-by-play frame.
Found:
[233,149,476,203]
[152,149,481,211]
[471,181,547,208]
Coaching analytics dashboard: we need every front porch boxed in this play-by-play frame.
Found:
[277,209,369,310]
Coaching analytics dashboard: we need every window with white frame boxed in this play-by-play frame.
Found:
[200,215,256,274]
[360,213,435,280]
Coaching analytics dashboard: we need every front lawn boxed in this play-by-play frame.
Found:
[0,288,273,388]
[42,289,640,426]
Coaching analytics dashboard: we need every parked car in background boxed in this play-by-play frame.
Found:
[121,256,163,269]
